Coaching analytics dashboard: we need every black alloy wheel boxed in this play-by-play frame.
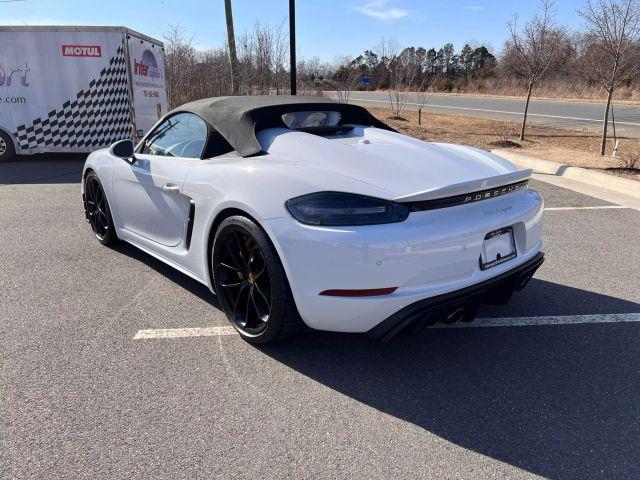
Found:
[212,216,301,343]
[214,226,272,334]
[83,171,118,245]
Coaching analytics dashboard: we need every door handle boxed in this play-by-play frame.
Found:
[162,183,181,193]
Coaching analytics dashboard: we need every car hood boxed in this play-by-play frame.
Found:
[257,126,530,201]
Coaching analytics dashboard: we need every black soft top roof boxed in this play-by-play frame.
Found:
[170,95,395,157]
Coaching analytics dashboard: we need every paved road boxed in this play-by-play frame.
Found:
[2,159,640,479]
[337,91,640,138]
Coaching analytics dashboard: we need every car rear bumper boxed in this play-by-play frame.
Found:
[263,188,544,333]
[367,251,545,340]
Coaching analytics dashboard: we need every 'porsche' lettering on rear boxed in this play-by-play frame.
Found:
[464,183,526,203]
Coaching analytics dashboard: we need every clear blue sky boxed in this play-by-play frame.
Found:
[2,0,587,59]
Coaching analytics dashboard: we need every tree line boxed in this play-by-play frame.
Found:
[333,43,496,92]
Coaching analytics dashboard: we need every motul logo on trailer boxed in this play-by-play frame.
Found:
[61,45,103,57]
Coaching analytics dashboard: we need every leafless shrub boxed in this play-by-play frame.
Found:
[386,89,409,118]
[321,79,355,103]
[322,57,360,103]
[488,126,522,148]
[497,129,512,143]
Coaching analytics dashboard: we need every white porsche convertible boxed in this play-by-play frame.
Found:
[82,95,544,343]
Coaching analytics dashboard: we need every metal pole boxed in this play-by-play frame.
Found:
[289,0,296,95]
[611,102,617,143]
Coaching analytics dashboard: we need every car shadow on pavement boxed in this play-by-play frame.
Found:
[259,279,640,480]
[0,155,86,185]
[111,242,222,309]
[479,278,640,316]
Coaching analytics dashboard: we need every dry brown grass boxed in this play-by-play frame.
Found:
[367,107,640,181]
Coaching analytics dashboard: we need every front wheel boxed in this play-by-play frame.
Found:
[212,216,301,344]
[83,171,119,245]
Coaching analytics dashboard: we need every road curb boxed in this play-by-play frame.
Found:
[491,149,640,199]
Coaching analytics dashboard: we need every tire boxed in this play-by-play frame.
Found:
[212,215,302,344]
[0,130,16,162]
[83,171,119,246]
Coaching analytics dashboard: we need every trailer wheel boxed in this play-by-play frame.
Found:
[0,130,16,162]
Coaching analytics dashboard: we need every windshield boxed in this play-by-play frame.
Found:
[281,111,342,129]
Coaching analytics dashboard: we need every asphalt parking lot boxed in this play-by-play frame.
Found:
[2,158,640,479]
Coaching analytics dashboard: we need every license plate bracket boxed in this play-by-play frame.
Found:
[480,227,516,270]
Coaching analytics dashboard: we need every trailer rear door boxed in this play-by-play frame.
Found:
[127,35,168,139]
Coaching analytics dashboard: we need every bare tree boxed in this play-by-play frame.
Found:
[504,0,568,140]
[164,21,298,103]
[297,57,332,96]
[224,0,240,95]
[413,73,439,125]
[323,56,359,102]
[578,0,640,155]
[164,25,199,108]
[250,22,275,94]
[271,21,289,94]
[236,31,255,95]
[377,38,416,118]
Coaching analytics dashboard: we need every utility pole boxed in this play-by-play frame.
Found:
[289,0,296,95]
[224,0,240,95]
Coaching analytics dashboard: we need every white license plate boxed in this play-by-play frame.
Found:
[480,227,516,270]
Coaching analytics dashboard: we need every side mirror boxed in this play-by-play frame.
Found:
[110,139,135,162]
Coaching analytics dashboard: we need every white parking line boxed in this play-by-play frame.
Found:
[544,205,628,211]
[134,313,640,339]
[434,313,640,328]
[134,326,237,339]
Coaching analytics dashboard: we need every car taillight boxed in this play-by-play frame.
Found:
[285,192,409,226]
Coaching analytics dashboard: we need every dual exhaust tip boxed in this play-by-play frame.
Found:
[442,272,534,324]
[443,306,468,324]
[516,272,534,291]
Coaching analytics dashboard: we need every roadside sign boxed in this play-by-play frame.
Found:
[362,76,370,84]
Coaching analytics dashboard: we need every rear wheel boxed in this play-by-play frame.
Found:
[83,171,119,245]
[0,130,16,162]
[212,216,301,344]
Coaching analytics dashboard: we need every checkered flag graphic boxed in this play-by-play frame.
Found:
[14,44,132,150]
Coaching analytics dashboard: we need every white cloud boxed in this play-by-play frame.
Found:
[352,0,409,21]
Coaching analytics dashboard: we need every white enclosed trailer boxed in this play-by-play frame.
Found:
[0,26,168,161]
